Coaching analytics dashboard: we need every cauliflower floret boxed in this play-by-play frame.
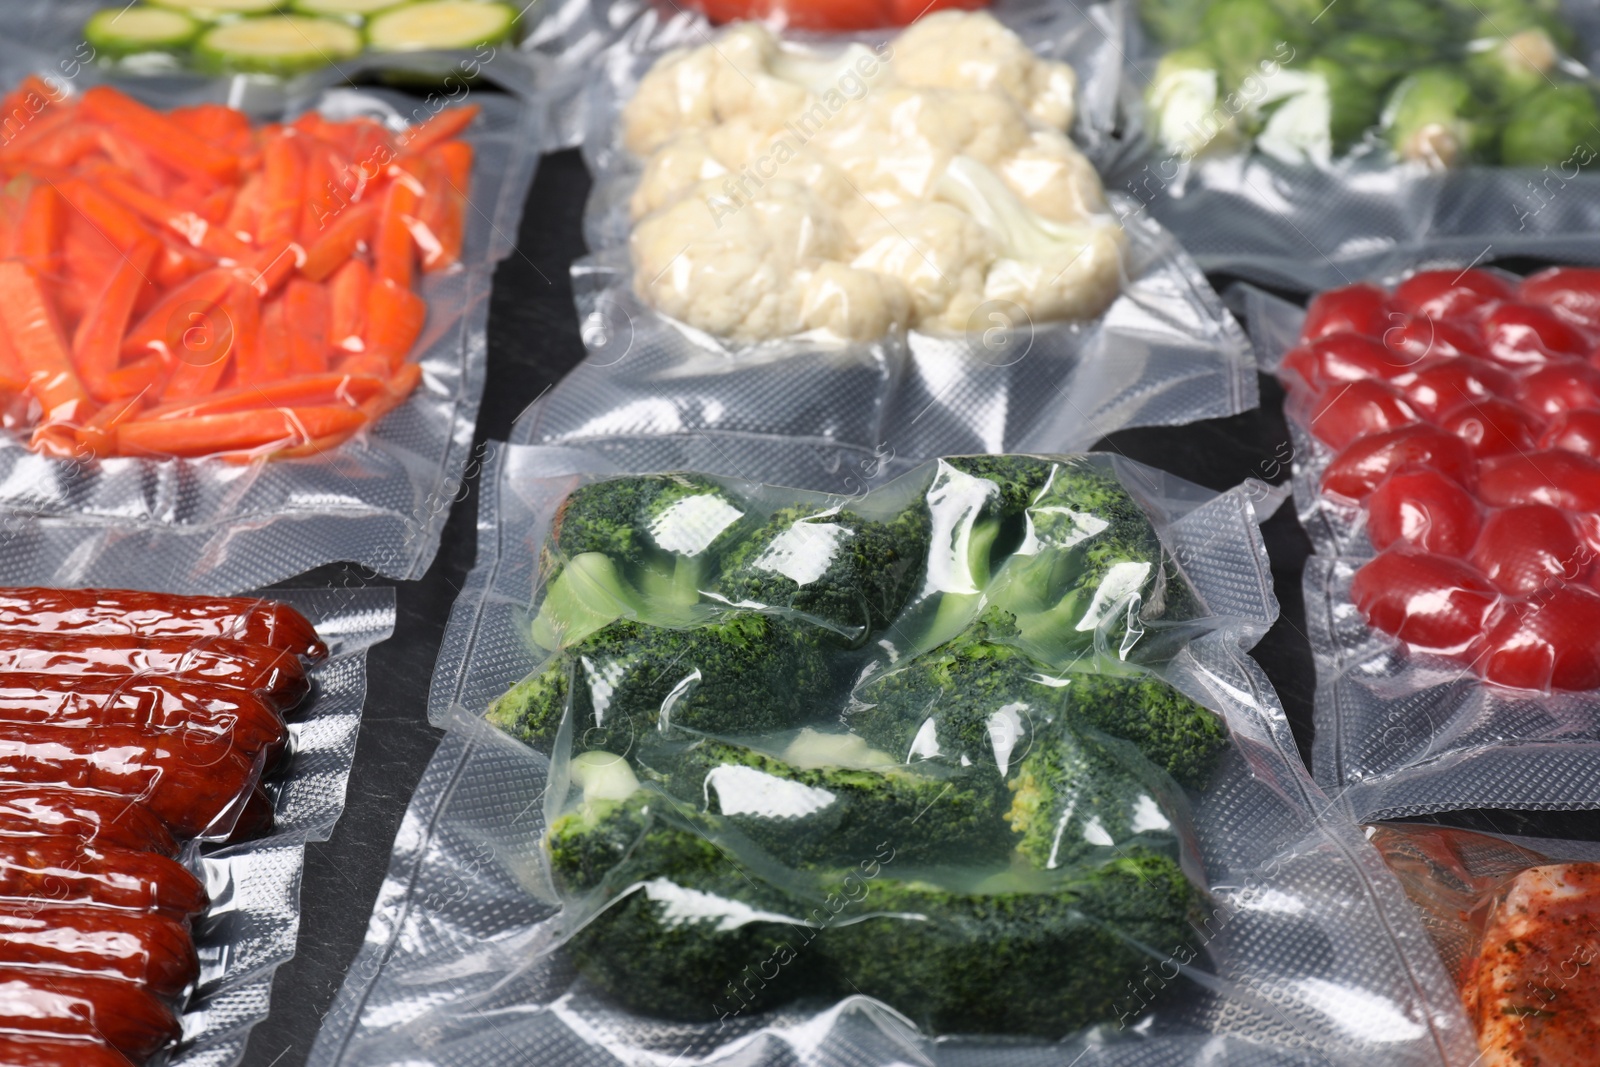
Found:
[631,132,730,218]
[811,86,1034,207]
[994,130,1107,223]
[633,121,863,220]
[891,10,1078,130]
[631,179,862,340]
[622,24,884,156]
[937,155,1125,323]
[851,201,995,330]
[797,262,912,340]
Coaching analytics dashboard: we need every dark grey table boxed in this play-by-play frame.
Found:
[241,150,1598,1067]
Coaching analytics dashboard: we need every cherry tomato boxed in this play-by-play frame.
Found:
[1382,314,1486,364]
[1538,409,1600,459]
[1481,303,1592,365]
[1518,267,1600,328]
[1308,380,1419,449]
[1392,268,1514,320]
[1398,356,1517,419]
[1479,585,1600,691]
[1302,283,1390,342]
[1438,398,1541,459]
[1351,548,1500,655]
[1470,505,1588,595]
[1517,359,1600,417]
[1477,450,1600,511]
[1367,469,1480,556]
[1322,424,1476,501]
[1280,333,1408,393]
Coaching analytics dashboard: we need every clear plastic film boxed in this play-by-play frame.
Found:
[0,42,540,593]
[0,584,393,1067]
[1369,822,1600,1067]
[1111,0,1600,290]
[1244,267,1600,820]
[307,438,1475,1067]
[526,1,1254,441]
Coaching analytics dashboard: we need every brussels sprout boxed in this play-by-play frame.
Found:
[1146,46,1238,158]
[1467,27,1562,105]
[1137,0,1210,47]
[1200,0,1303,91]
[1347,0,1453,43]
[1383,68,1485,169]
[1321,32,1426,93]
[1499,84,1600,167]
[1467,0,1576,53]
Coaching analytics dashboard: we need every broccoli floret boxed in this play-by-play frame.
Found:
[712,500,931,643]
[492,612,834,754]
[559,799,829,1021]
[548,794,652,896]
[532,475,751,647]
[1006,728,1183,870]
[849,608,1060,773]
[820,851,1204,1036]
[661,732,1013,868]
[1065,672,1229,789]
[553,473,747,562]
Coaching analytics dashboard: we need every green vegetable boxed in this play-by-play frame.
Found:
[290,0,406,21]
[85,7,201,56]
[557,797,830,1021]
[1146,45,1236,158]
[1319,33,1420,94]
[1137,0,1212,47]
[1310,55,1383,153]
[1499,83,1600,167]
[1065,672,1229,788]
[1349,0,1452,42]
[821,852,1205,1036]
[662,733,1013,868]
[712,500,931,642]
[1383,68,1485,169]
[491,612,832,754]
[1006,727,1182,869]
[194,14,361,75]
[1199,0,1303,91]
[365,0,520,52]
[1468,27,1563,105]
[148,0,282,19]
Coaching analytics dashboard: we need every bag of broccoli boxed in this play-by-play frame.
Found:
[309,442,1476,1067]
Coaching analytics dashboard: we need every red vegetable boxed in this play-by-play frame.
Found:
[1479,586,1600,691]
[1536,409,1600,459]
[1350,548,1499,656]
[1322,425,1476,502]
[1391,268,1513,320]
[1366,469,1480,557]
[1518,266,1600,327]
[1481,302,1591,364]
[1308,379,1419,449]
[1470,505,1588,595]
[1477,450,1600,511]
[1397,356,1515,420]
[1438,398,1540,459]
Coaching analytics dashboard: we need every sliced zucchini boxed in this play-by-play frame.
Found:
[366,1,518,52]
[195,14,362,75]
[289,0,406,22]
[85,7,202,56]
[148,0,284,19]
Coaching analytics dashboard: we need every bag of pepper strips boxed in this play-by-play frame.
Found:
[1245,265,1600,822]
[0,47,540,593]
[0,583,394,1067]
[1369,822,1600,1067]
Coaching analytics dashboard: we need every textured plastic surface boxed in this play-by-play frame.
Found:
[1111,0,1600,289]
[305,438,1473,1067]
[1245,274,1600,821]
[0,44,539,592]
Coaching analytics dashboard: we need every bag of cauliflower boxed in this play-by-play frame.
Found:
[533,6,1254,458]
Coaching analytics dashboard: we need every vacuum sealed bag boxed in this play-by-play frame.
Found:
[1247,266,1600,819]
[1371,822,1600,1067]
[524,2,1254,447]
[1115,0,1600,290]
[0,584,393,1066]
[307,439,1474,1067]
[0,47,539,592]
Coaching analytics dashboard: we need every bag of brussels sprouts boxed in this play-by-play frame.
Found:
[306,439,1476,1067]
[1117,0,1600,290]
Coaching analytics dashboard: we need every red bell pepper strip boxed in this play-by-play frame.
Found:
[0,261,91,425]
[73,238,159,398]
[79,86,239,184]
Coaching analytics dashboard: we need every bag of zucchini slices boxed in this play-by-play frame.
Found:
[308,440,1476,1067]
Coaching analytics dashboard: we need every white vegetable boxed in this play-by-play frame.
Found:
[1255,71,1333,168]
[891,10,1078,130]
[783,728,895,770]
[851,201,995,330]
[937,155,1125,323]
[1146,49,1239,159]
[570,751,640,802]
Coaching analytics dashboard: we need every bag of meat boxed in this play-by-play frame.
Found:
[1369,822,1600,1066]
